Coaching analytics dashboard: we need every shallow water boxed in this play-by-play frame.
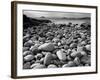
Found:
[50,19,90,25]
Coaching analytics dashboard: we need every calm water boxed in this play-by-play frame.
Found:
[50,19,90,25]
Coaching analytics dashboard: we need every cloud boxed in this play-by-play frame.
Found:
[23,10,90,18]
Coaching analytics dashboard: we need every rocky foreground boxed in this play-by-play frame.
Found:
[23,15,91,69]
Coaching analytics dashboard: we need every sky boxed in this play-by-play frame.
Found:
[23,10,90,18]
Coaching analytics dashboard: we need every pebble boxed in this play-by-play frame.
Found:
[81,41,87,46]
[61,39,66,45]
[48,64,57,68]
[67,49,72,55]
[70,51,81,58]
[62,61,75,67]
[30,60,35,64]
[35,53,43,60]
[33,64,46,69]
[66,55,72,61]
[23,47,29,52]
[24,40,33,47]
[85,45,91,51]
[52,54,58,59]
[35,60,41,63]
[30,45,40,55]
[52,37,60,43]
[73,57,80,66]
[56,50,67,61]
[23,62,31,69]
[38,43,55,51]
[23,51,32,57]
[80,51,87,56]
[40,58,44,64]
[58,42,61,46]
[70,43,77,48]
[23,34,30,43]
[85,64,90,66]
[53,60,62,66]
[24,54,34,62]
[63,45,69,50]
[81,55,91,64]
[44,52,53,65]
[38,37,45,42]
[30,63,40,68]
[77,46,85,52]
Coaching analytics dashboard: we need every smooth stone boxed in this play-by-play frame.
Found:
[78,64,84,66]
[81,41,87,46]
[23,47,29,52]
[77,46,85,52]
[40,58,44,64]
[67,49,72,55]
[73,39,78,43]
[24,40,33,47]
[52,37,60,43]
[85,45,91,51]
[30,60,35,64]
[70,51,81,58]
[81,34,86,39]
[30,45,40,55]
[85,64,90,66]
[52,49,59,54]
[66,55,72,61]
[27,40,33,43]
[58,42,61,46]
[30,63,40,68]
[34,41,40,45]
[33,64,46,69]
[44,52,53,65]
[24,54,34,62]
[52,54,58,60]
[35,60,41,63]
[56,50,67,61]
[24,43,31,47]
[23,51,32,57]
[81,55,91,64]
[47,36,54,40]
[62,61,75,67]
[23,62,30,69]
[72,49,77,53]
[48,64,57,68]
[42,52,49,55]
[46,32,54,37]
[35,53,43,60]
[63,45,69,50]
[23,34,30,43]
[77,38,82,43]
[70,43,77,48]
[80,51,87,56]
[61,39,66,45]
[53,60,62,66]
[23,35,29,39]
[38,37,45,42]
[60,60,67,65]
[38,43,55,51]
[66,37,73,45]
[73,57,80,66]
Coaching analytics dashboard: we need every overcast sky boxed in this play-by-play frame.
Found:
[23,10,90,18]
